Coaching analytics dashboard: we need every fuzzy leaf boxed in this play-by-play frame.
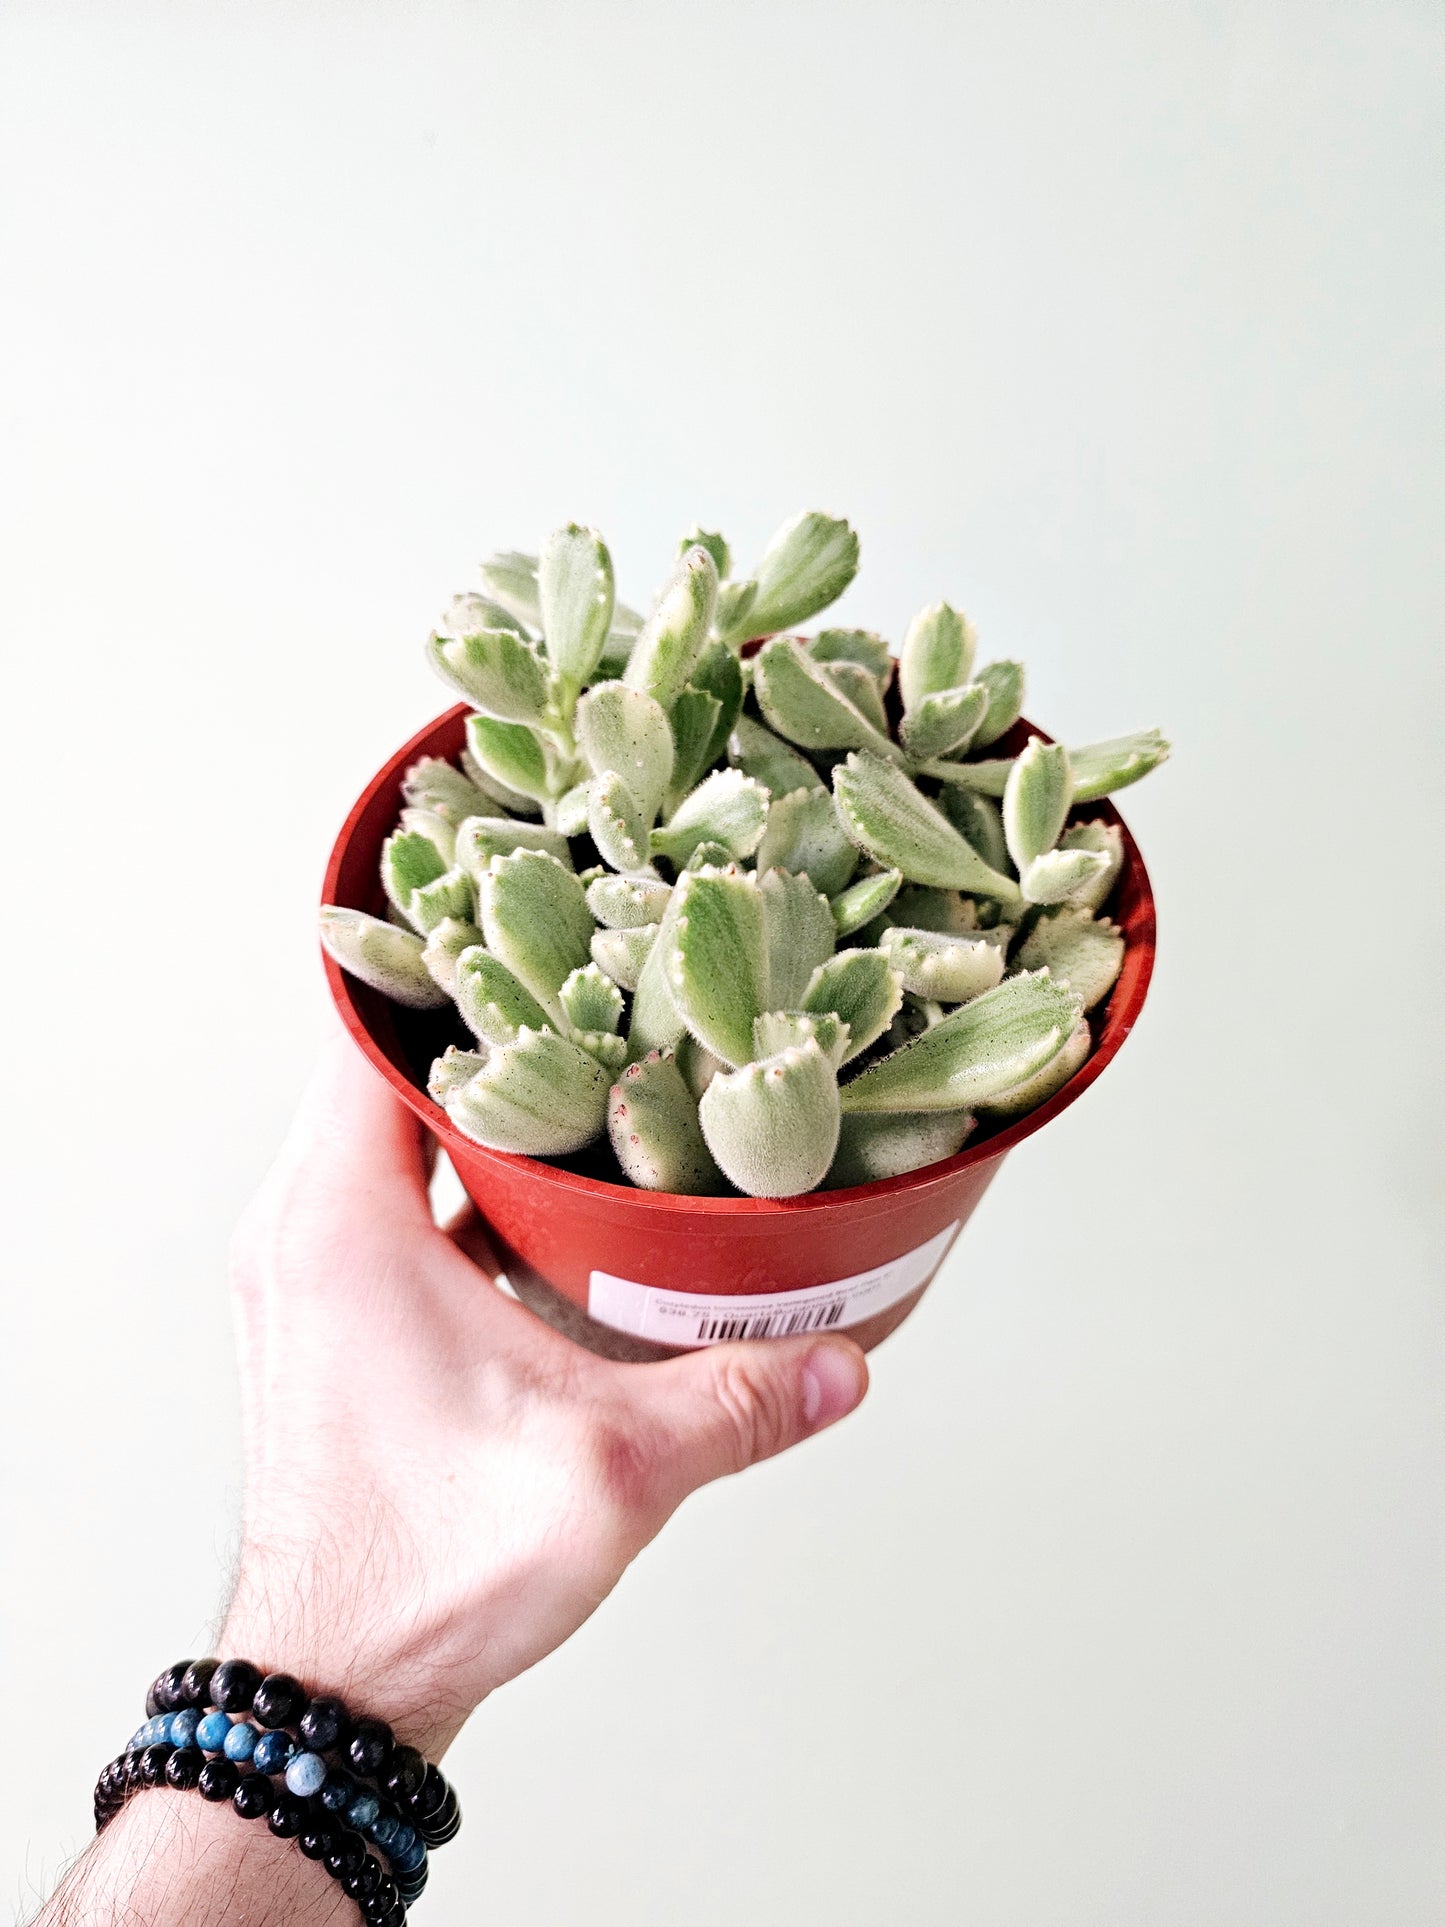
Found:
[459,746,544,818]
[479,849,594,1013]
[971,660,1025,748]
[421,915,486,993]
[559,962,625,1035]
[444,1024,610,1157]
[454,946,553,1045]
[623,545,718,709]
[1020,848,1111,905]
[588,771,657,876]
[319,907,450,1009]
[608,1050,725,1194]
[825,660,890,734]
[665,687,724,814]
[753,1009,850,1070]
[839,971,1082,1114]
[408,865,475,934]
[590,921,661,994]
[921,754,1014,796]
[1058,820,1124,910]
[826,1110,976,1188]
[728,713,824,795]
[426,627,549,723]
[755,785,857,897]
[802,949,904,1062]
[899,603,977,714]
[398,806,457,868]
[975,1016,1091,1119]
[937,789,1010,876]
[675,1031,725,1102]
[576,680,673,822]
[1004,738,1074,871]
[900,683,989,763]
[759,866,837,1010]
[880,926,1006,1003]
[677,527,731,577]
[586,874,672,930]
[403,756,501,826]
[1015,906,1125,1009]
[554,780,591,837]
[573,1029,628,1073]
[651,767,768,868]
[478,550,543,630]
[1070,728,1171,801]
[663,867,769,1067]
[687,639,745,768]
[833,753,1022,902]
[712,578,759,645]
[455,816,573,874]
[716,512,860,646]
[625,887,688,1059]
[887,884,979,935]
[830,868,902,936]
[698,1040,842,1197]
[808,629,893,681]
[685,840,734,870]
[538,524,615,689]
[464,714,551,804]
[428,1045,490,1103]
[754,638,901,762]
[381,829,447,921]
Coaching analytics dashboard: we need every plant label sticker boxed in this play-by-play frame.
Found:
[587,1221,961,1348]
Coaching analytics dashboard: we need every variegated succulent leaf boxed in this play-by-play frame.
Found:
[1003,738,1074,872]
[587,771,656,877]
[421,915,486,993]
[559,961,625,1035]
[712,578,759,646]
[428,1045,490,1103]
[826,1110,975,1188]
[444,1023,610,1157]
[407,865,475,936]
[624,885,688,1060]
[318,907,451,1010]
[572,1028,629,1072]
[553,780,592,838]
[715,512,860,647]
[585,874,672,930]
[727,713,824,795]
[758,865,837,1010]
[454,815,573,875]
[921,753,1014,797]
[880,926,1008,1003]
[833,753,1023,903]
[664,865,769,1068]
[839,970,1082,1114]
[753,638,902,763]
[802,948,904,1063]
[381,828,448,923]
[397,806,457,868]
[676,527,731,578]
[1015,906,1124,1010]
[1070,728,1171,801]
[464,714,552,805]
[808,629,894,682]
[755,785,858,897]
[937,788,1011,876]
[824,660,890,734]
[1020,847,1111,905]
[477,550,543,630]
[651,767,768,868]
[623,545,718,710]
[887,884,979,935]
[1058,819,1124,909]
[440,591,530,641]
[675,1030,725,1103]
[698,1040,842,1196]
[971,660,1025,748]
[608,1049,725,1195]
[454,945,553,1045]
[898,602,977,715]
[830,867,903,937]
[666,686,724,815]
[478,849,593,1014]
[753,1009,851,1070]
[426,626,549,724]
[899,682,990,764]
[684,840,734,870]
[976,1016,1092,1119]
[458,745,544,818]
[590,921,661,994]
[575,680,673,822]
[686,639,745,769]
[403,755,506,826]
[538,524,615,691]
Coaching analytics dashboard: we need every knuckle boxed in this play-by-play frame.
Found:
[712,1356,793,1471]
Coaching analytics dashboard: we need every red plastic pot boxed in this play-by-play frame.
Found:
[322,704,1156,1357]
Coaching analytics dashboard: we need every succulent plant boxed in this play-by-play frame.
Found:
[321,514,1167,1197]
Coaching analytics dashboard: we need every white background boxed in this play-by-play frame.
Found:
[2,4,1442,1922]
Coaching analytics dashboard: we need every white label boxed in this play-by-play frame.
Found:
[588,1222,960,1348]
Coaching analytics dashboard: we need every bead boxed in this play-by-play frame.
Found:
[369,1812,400,1849]
[410,1763,447,1820]
[284,1751,328,1798]
[198,1757,240,1803]
[419,1788,460,1846]
[344,1854,384,1899]
[223,1721,256,1763]
[155,1661,193,1713]
[252,1730,294,1775]
[391,1835,425,1875]
[181,1657,220,1708]
[232,1773,273,1821]
[164,1748,203,1790]
[253,1672,308,1729]
[380,1905,407,1927]
[298,1822,335,1861]
[389,1823,418,1860]
[319,1770,355,1814]
[325,1828,367,1878]
[346,1717,393,1779]
[195,1711,232,1753]
[299,1695,349,1753]
[345,1791,380,1831]
[210,1659,262,1714]
[362,1877,399,1922]
[145,1684,161,1718]
[169,1709,200,1751]
[268,1792,304,1838]
[382,1745,426,1802]
[124,1753,146,1789]
[140,1743,174,1786]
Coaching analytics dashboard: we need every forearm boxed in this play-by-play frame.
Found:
[34,1791,350,1927]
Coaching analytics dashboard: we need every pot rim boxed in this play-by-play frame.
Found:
[322,701,1156,1215]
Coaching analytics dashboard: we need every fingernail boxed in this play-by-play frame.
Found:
[801,1342,868,1430]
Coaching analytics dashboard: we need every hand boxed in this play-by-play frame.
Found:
[221,1026,870,1758]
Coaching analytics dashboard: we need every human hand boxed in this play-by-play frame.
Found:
[221,1027,869,1759]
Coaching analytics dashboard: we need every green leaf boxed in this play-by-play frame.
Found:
[887,884,979,935]
[553,780,592,837]
[900,683,989,763]
[443,1024,610,1157]
[1015,907,1124,1009]
[623,545,718,709]
[839,971,1082,1114]
[753,638,901,762]
[590,921,661,994]
[936,789,1010,877]
[458,746,544,819]
[625,887,688,1058]
[676,526,731,577]
[421,915,486,994]
[715,511,860,645]
[588,771,658,876]
[1020,847,1111,905]
[675,1031,725,1102]
[687,639,745,768]
[1003,738,1074,871]
[1070,728,1171,800]
[755,785,857,897]
[833,752,1022,902]
[408,865,477,935]
[802,949,903,1063]
[712,578,759,645]
[808,629,893,681]
[381,829,447,921]
[1057,820,1124,910]
[665,867,769,1067]
[728,713,824,795]
[464,714,551,804]
[651,767,768,868]
[477,550,543,630]
[825,660,890,734]
[576,680,674,822]
[608,1050,725,1194]
[455,815,573,874]
[684,840,734,870]
[478,848,594,1013]
[698,1040,842,1197]
[665,687,725,815]
[830,868,903,937]
[585,874,672,929]
[753,1009,850,1070]
[899,603,977,714]
[759,865,838,1009]
[538,524,615,689]
[426,627,549,723]
[880,926,1006,1003]
[826,1110,976,1188]
[559,962,625,1035]
[403,756,500,826]
[975,1016,1091,1119]
[318,907,451,1010]
[971,660,1025,748]
[454,945,553,1045]
[428,1045,490,1104]
[922,754,1014,797]
[397,806,457,868]
[572,1029,628,1073]
[441,590,530,640]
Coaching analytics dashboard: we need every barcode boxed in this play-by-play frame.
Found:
[695,1300,848,1343]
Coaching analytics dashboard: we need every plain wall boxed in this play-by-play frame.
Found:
[2,3,1441,1922]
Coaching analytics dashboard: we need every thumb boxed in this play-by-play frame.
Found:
[633,1336,869,1506]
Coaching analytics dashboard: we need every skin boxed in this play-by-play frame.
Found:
[35,1030,869,1924]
